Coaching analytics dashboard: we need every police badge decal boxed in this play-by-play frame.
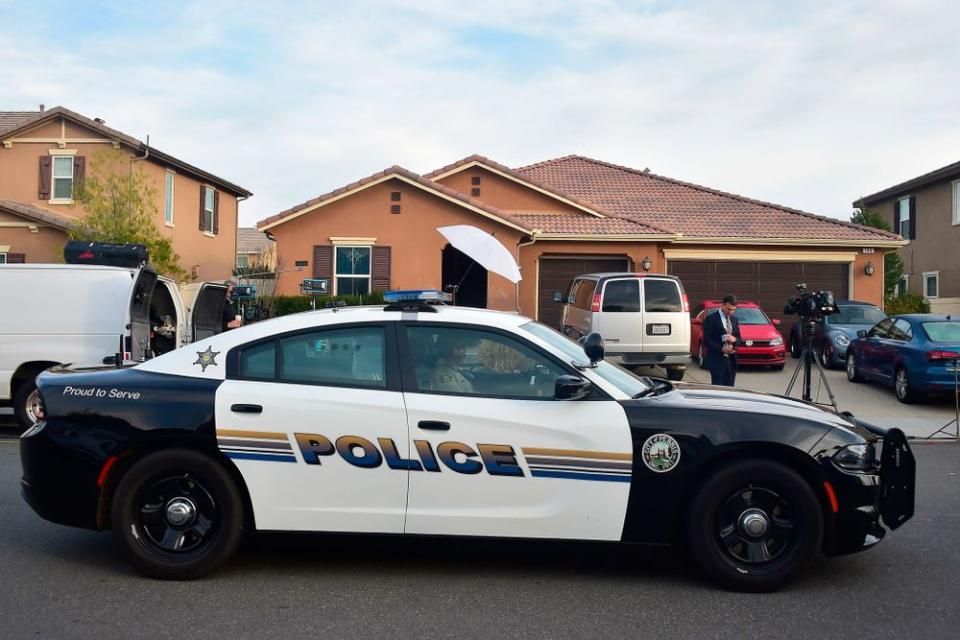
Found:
[193,346,220,371]
[641,433,681,473]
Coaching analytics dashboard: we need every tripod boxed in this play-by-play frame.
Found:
[785,319,839,413]
[925,355,960,440]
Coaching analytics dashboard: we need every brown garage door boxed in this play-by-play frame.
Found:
[538,255,630,328]
[667,260,849,337]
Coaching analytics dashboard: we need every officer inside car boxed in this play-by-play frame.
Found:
[703,294,741,387]
[432,336,473,393]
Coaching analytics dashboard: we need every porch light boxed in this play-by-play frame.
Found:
[864,261,875,277]
[640,256,652,272]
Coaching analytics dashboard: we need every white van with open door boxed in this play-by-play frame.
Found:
[558,273,691,380]
[0,263,226,429]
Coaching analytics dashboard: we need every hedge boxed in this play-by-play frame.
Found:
[261,291,386,317]
[884,293,931,315]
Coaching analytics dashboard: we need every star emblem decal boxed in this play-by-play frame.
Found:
[193,346,220,371]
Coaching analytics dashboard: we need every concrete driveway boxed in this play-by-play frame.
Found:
[641,358,960,439]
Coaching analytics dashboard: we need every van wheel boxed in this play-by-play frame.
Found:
[686,460,822,592]
[666,366,685,381]
[13,378,43,430]
[111,449,244,580]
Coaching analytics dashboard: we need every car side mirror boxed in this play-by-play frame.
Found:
[582,332,605,365]
[857,329,867,338]
[772,318,781,326]
[553,291,564,303]
[554,375,592,400]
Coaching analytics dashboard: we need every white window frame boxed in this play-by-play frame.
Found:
[923,271,939,299]
[896,274,910,296]
[51,155,74,202]
[952,179,960,226]
[333,245,372,295]
[202,186,215,234]
[164,171,175,226]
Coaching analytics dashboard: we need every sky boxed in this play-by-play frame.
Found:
[1,0,957,228]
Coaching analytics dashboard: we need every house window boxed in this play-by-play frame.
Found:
[52,156,74,200]
[164,172,175,225]
[0,253,6,264]
[237,254,249,269]
[953,180,960,226]
[923,272,939,299]
[897,197,912,240]
[203,187,215,233]
[895,275,909,296]
[334,246,371,295]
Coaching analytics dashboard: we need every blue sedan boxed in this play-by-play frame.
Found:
[846,315,960,403]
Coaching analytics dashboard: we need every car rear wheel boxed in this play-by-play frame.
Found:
[687,459,823,592]
[846,352,863,382]
[697,344,707,369]
[895,367,918,404]
[111,449,244,580]
[789,335,801,359]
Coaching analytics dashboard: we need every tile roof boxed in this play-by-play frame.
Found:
[237,227,273,254]
[258,165,534,233]
[518,155,902,243]
[0,106,252,197]
[0,198,76,230]
[508,213,667,236]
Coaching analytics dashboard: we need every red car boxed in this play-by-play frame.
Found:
[691,300,786,370]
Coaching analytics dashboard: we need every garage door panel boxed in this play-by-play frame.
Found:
[538,256,629,328]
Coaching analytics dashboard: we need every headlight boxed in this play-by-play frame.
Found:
[831,332,850,347]
[833,443,876,471]
[769,337,783,347]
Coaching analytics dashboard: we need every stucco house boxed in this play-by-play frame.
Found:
[259,154,904,331]
[0,106,252,280]
[857,159,960,314]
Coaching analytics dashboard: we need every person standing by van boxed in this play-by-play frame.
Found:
[703,294,741,386]
[222,280,241,331]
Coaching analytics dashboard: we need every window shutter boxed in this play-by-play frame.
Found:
[892,201,900,236]
[371,246,391,290]
[908,195,916,240]
[73,156,85,187]
[213,190,220,235]
[38,157,52,199]
[199,185,206,231]
[313,245,333,281]
[6,253,26,263]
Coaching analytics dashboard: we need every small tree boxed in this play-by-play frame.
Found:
[71,149,184,278]
[852,201,903,298]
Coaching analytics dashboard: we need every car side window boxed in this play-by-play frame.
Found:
[644,279,682,312]
[278,326,386,388]
[889,319,913,342]
[405,325,569,399]
[239,341,276,379]
[601,279,640,312]
[868,318,894,339]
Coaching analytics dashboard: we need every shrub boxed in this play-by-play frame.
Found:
[261,290,386,317]
[884,293,930,315]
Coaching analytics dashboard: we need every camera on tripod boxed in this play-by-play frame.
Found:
[783,283,838,320]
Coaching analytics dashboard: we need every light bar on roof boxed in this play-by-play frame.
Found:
[383,289,452,303]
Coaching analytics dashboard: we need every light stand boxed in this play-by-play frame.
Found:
[924,355,960,440]
[785,318,840,413]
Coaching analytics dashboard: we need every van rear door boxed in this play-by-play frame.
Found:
[129,268,158,360]
[189,283,227,342]
[640,278,689,355]
[595,278,643,352]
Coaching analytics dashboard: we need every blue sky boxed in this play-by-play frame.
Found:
[2,0,958,227]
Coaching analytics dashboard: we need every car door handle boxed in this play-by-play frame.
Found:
[231,404,263,414]
[418,420,450,431]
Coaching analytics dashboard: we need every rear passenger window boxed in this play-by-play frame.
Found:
[644,279,682,312]
[239,341,276,379]
[602,279,640,312]
[278,326,385,388]
[572,280,596,310]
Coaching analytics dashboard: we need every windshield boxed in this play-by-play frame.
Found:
[826,305,886,325]
[922,321,960,343]
[705,307,769,325]
[521,322,651,397]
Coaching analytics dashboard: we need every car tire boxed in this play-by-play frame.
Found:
[697,344,707,369]
[111,448,245,580]
[846,352,863,382]
[13,377,43,430]
[819,344,833,370]
[666,366,685,381]
[687,459,823,593]
[894,367,918,404]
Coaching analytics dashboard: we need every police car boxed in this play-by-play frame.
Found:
[19,290,915,591]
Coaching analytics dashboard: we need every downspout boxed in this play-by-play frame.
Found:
[130,135,150,175]
[517,232,538,315]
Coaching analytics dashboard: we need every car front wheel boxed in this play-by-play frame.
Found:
[111,449,245,580]
[846,352,863,382]
[687,459,823,592]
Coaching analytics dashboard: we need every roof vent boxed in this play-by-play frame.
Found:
[39,104,45,112]
[94,117,105,124]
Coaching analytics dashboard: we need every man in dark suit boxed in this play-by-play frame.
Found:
[702,294,742,386]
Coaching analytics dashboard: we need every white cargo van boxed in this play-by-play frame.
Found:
[0,264,226,428]
[558,273,691,380]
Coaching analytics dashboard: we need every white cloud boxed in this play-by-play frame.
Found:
[1,0,957,226]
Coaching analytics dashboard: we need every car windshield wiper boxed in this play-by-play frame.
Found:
[632,377,660,398]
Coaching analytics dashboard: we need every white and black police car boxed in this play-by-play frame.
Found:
[20,290,915,591]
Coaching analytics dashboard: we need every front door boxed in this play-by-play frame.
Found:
[215,323,409,533]
[399,322,633,540]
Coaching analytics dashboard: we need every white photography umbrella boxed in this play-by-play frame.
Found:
[437,225,522,284]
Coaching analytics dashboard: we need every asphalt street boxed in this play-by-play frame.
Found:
[1,440,957,640]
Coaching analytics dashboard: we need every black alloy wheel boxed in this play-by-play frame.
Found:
[112,449,244,579]
[687,460,823,592]
[789,334,801,358]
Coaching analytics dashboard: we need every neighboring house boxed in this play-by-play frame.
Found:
[0,106,252,280]
[258,154,904,333]
[236,227,275,271]
[857,160,960,314]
